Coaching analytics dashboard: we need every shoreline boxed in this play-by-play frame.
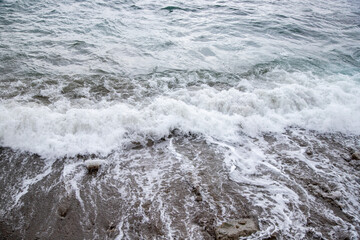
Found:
[0,129,359,239]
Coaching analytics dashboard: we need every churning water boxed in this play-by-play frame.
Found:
[0,0,360,239]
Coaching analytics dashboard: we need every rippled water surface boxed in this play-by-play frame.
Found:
[1,0,360,239]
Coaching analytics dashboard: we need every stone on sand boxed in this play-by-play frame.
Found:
[215,218,259,240]
[84,159,106,174]
[351,152,360,160]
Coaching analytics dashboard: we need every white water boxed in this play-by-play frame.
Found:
[0,70,359,158]
[1,0,360,239]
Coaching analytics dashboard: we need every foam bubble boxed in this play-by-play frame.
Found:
[0,72,359,158]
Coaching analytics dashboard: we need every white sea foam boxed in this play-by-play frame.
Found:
[1,0,359,238]
[0,72,359,158]
[212,132,360,239]
[84,159,106,168]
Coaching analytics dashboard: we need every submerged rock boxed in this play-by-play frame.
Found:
[215,218,259,240]
[57,203,70,218]
[351,152,360,160]
[195,196,203,202]
[192,186,201,196]
[305,147,313,156]
[192,185,203,202]
[84,159,105,174]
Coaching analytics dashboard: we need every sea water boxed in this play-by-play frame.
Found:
[0,0,359,239]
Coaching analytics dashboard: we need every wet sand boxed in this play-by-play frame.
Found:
[0,129,359,239]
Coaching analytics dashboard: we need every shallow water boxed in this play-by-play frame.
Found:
[1,0,360,239]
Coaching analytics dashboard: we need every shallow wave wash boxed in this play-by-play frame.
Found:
[1,0,360,239]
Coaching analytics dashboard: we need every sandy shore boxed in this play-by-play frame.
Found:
[1,129,359,239]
